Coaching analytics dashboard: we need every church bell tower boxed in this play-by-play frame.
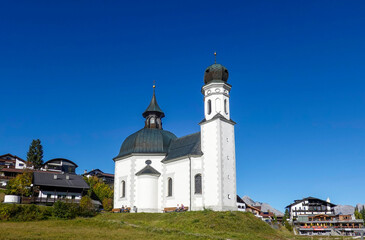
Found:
[200,53,237,211]
[142,85,165,129]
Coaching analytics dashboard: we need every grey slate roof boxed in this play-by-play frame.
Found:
[33,172,89,189]
[204,63,229,84]
[114,128,177,160]
[199,113,236,125]
[142,89,165,118]
[135,164,161,177]
[162,132,203,162]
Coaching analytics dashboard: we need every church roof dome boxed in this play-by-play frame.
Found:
[114,128,177,160]
[204,63,229,84]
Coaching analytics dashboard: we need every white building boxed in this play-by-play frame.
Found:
[286,196,335,221]
[0,153,27,187]
[113,60,238,212]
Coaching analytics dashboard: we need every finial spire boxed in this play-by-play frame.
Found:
[153,80,156,95]
[214,52,217,64]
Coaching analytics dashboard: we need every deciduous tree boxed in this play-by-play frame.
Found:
[5,171,33,196]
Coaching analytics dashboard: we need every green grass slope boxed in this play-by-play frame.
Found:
[2,210,351,240]
[98,210,291,240]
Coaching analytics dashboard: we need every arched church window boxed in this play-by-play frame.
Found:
[150,117,155,124]
[194,174,202,194]
[167,178,172,197]
[224,99,228,114]
[121,180,126,198]
[207,100,212,115]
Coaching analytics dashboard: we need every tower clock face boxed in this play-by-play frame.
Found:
[215,88,220,93]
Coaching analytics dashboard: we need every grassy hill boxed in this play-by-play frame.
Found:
[0,210,353,240]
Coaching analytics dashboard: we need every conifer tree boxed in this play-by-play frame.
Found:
[27,139,44,169]
[355,206,362,219]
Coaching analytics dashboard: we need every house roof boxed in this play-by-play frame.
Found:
[43,158,78,167]
[286,196,337,208]
[83,169,114,178]
[0,153,26,162]
[237,195,245,203]
[246,204,262,212]
[162,132,203,163]
[33,172,89,189]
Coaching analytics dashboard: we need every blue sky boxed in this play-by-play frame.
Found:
[1,0,364,211]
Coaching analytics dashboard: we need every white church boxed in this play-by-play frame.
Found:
[113,59,238,212]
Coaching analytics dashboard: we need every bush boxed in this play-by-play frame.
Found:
[0,203,51,221]
[79,196,96,217]
[102,198,113,211]
[0,200,97,222]
[52,201,78,219]
[84,176,113,205]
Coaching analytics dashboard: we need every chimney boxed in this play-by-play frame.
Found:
[54,174,57,180]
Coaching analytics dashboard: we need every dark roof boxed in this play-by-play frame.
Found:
[0,153,26,162]
[142,88,165,118]
[43,158,78,168]
[237,195,245,203]
[204,63,229,84]
[135,161,161,177]
[83,169,114,178]
[114,128,177,160]
[199,113,236,126]
[33,172,89,189]
[162,132,203,162]
[286,196,337,208]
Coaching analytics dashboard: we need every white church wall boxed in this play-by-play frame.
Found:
[191,156,203,210]
[114,157,133,208]
[114,154,165,210]
[136,175,159,212]
[220,120,237,210]
[133,155,164,211]
[201,120,221,209]
[163,159,190,209]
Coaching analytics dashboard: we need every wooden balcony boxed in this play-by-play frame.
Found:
[21,197,81,204]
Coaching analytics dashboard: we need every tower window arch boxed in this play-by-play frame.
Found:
[121,180,126,198]
[207,100,212,115]
[194,174,202,194]
[167,178,173,197]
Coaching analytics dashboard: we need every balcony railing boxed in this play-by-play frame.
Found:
[21,197,81,204]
